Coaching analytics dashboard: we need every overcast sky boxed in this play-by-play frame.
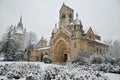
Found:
[0,0,120,41]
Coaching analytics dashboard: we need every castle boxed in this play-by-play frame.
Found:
[11,16,26,51]
[29,4,107,63]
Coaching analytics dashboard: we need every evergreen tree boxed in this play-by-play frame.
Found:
[0,26,19,61]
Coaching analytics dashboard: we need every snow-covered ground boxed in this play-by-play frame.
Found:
[105,73,120,80]
[0,61,119,80]
[0,61,60,70]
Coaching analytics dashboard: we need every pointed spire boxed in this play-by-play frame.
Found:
[52,23,57,33]
[76,13,78,18]
[80,20,82,25]
[55,23,57,28]
[41,36,44,39]
[24,27,26,32]
[63,2,65,5]
[20,15,22,23]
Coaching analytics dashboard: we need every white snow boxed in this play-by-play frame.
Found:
[69,22,74,25]
[105,73,120,80]
[0,57,4,61]
[74,17,81,25]
[0,62,119,80]
[16,30,23,34]
[63,27,72,35]
[53,26,57,33]
[95,39,106,44]
[37,47,50,51]
[0,61,59,70]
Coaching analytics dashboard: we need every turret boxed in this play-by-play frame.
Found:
[71,13,84,39]
[59,3,74,27]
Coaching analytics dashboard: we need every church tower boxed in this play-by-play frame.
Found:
[14,16,26,50]
[71,13,84,39]
[59,3,74,27]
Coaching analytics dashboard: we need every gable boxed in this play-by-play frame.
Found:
[59,3,73,13]
[85,27,95,40]
[52,28,71,44]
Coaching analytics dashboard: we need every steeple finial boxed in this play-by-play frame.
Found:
[76,13,78,18]
[55,23,57,28]
[20,15,22,23]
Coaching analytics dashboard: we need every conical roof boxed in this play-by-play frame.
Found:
[73,13,81,25]
[52,23,57,33]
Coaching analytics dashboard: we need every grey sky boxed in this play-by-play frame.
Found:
[0,0,120,41]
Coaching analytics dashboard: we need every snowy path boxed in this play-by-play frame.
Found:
[105,73,120,80]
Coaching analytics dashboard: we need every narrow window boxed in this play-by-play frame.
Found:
[74,25,76,30]
[61,14,66,19]
[96,48,98,54]
[100,49,102,55]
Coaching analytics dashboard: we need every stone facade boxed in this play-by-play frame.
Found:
[30,4,108,63]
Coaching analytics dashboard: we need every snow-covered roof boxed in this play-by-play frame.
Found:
[53,27,57,33]
[37,47,50,51]
[95,39,106,45]
[69,22,74,25]
[73,17,81,25]
[84,27,89,34]
[69,13,82,26]
[16,30,23,34]
[52,23,58,33]
[62,27,72,35]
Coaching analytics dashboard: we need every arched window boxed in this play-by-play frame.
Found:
[61,13,66,19]
[89,35,91,39]
[69,13,72,18]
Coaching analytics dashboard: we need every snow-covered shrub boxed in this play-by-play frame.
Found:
[26,73,35,80]
[44,66,62,79]
[0,65,6,75]
[0,62,43,79]
[14,51,24,61]
[71,52,89,65]
[6,70,22,79]
[103,54,116,65]
[0,62,111,80]
[116,59,120,66]
[89,54,105,64]
[91,63,120,74]
[43,54,52,63]
[6,71,14,79]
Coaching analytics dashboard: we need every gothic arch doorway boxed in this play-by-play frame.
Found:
[54,40,68,62]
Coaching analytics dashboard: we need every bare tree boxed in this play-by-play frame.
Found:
[27,31,37,47]
[25,31,37,61]
[112,40,120,58]
[104,39,120,59]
